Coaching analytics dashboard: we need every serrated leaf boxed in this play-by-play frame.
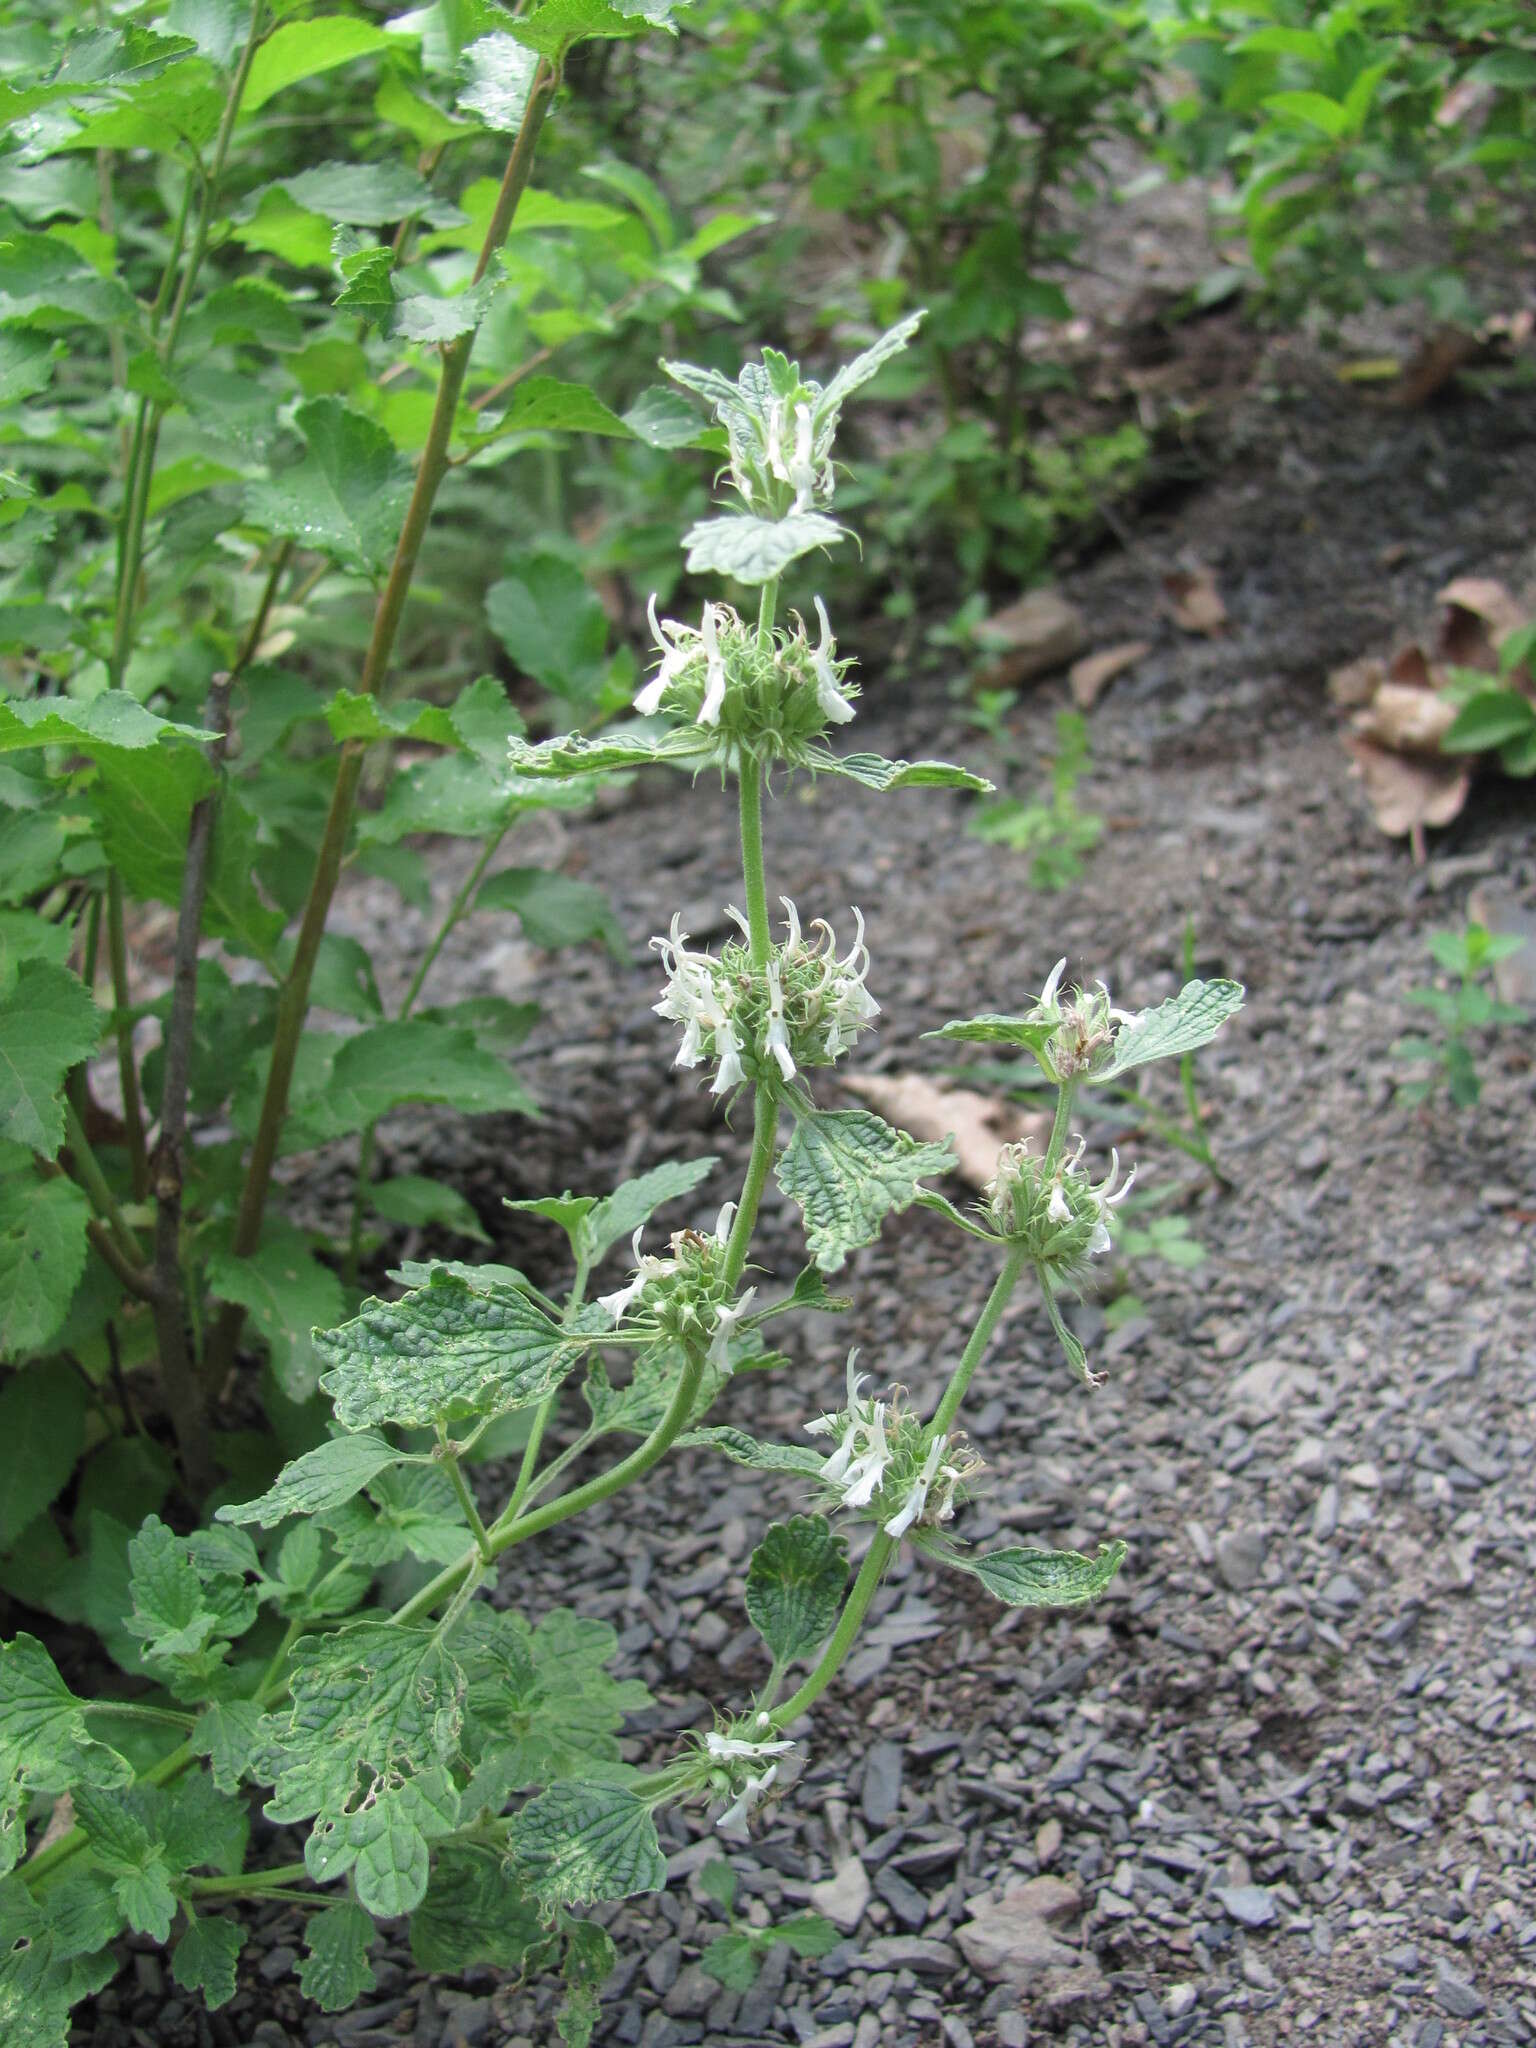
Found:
[558,1916,617,2048]
[0,961,101,1157]
[269,162,464,230]
[943,1540,1128,1608]
[1094,979,1244,1082]
[40,1868,121,1961]
[768,1910,841,1957]
[486,556,609,700]
[0,1634,133,1814]
[775,1105,955,1273]
[190,1700,264,1794]
[505,725,711,779]
[513,0,684,60]
[923,1012,1056,1051]
[0,1367,88,1546]
[0,911,71,992]
[812,749,991,794]
[70,1787,176,1941]
[678,1426,825,1478]
[476,868,628,959]
[509,1781,666,1912]
[745,1516,847,1663]
[0,693,213,755]
[273,1017,537,1147]
[245,397,412,577]
[484,375,633,440]
[700,1930,760,1990]
[315,1273,582,1429]
[818,310,926,414]
[457,33,538,129]
[298,1902,377,2012]
[323,689,461,747]
[681,511,844,585]
[267,1623,462,1819]
[0,1174,90,1363]
[390,273,504,344]
[217,1434,404,1528]
[409,1844,543,1970]
[204,1223,346,1401]
[241,19,394,112]
[578,1156,716,1268]
[171,1916,244,2008]
[622,385,713,449]
[123,1516,258,1686]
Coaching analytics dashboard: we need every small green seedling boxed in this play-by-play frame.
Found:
[968,709,1103,890]
[1394,923,1529,1108]
[697,1860,840,1990]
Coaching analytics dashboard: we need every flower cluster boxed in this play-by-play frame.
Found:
[700,1715,795,1831]
[634,596,856,759]
[806,1354,983,1541]
[598,1202,755,1368]
[652,899,878,1096]
[1027,957,1138,1083]
[984,1136,1136,1278]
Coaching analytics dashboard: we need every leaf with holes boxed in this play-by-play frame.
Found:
[776,1105,955,1273]
[745,1516,847,1664]
[1093,979,1244,1082]
[315,1271,583,1430]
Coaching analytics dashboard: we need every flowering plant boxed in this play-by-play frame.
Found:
[0,310,1241,2042]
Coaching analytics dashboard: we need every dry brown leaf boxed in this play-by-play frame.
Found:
[1436,577,1527,669]
[1351,680,1456,754]
[1344,734,1471,848]
[973,589,1087,689]
[839,1073,1049,1189]
[1163,563,1227,635]
[1069,639,1149,710]
[1387,642,1434,690]
[1391,328,1479,409]
[1327,655,1386,708]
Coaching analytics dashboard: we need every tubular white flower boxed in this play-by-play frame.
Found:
[883,1433,947,1540]
[1046,1182,1072,1225]
[810,597,855,724]
[705,1730,794,1763]
[765,398,789,485]
[717,1763,778,1832]
[711,1016,745,1096]
[838,1402,891,1508]
[636,594,694,715]
[820,907,879,1059]
[707,1287,756,1371]
[1031,957,1068,1018]
[788,401,817,513]
[698,602,728,727]
[598,1227,676,1323]
[763,957,796,1081]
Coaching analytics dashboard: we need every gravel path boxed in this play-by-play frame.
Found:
[81,370,1536,2048]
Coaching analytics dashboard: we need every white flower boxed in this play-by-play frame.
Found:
[698,602,728,727]
[883,1433,946,1540]
[809,597,855,724]
[839,1406,891,1508]
[707,1287,756,1371]
[763,957,796,1081]
[717,1763,778,1832]
[765,398,788,486]
[711,1015,745,1096]
[787,401,818,513]
[598,1226,676,1323]
[636,593,695,715]
[1029,957,1068,1020]
[1046,1181,1072,1225]
[817,906,878,1059]
[705,1730,793,1763]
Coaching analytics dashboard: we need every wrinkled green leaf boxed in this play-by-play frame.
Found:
[812,749,991,794]
[1094,979,1244,1082]
[776,1105,955,1272]
[171,1916,244,2009]
[509,1781,666,1912]
[204,1222,345,1401]
[678,1426,824,1478]
[939,1540,1128,1608]
[218,1433,405,1528]
[298,1901,377,2012]
[745,1515,847,1663]
[245,397,412,576]
[681,511,844,585]
[0,961,100,1157]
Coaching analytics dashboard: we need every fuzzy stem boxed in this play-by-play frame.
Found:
[437,1429,493,1561]
[722,1083,778,1288]
[929,1242,1029,1437]
[184,1862,310,1901]
[737,764,771,971]
[1042,1080,1076,1173]
[771,1532,893,1728]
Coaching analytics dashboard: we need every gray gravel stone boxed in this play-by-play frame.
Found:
[1213,1886,1278,1929]
[1433,1963,1485,2018]
[1214,1528,1267,1590]
[861,1741,904,1826]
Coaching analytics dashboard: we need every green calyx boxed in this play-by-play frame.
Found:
[641,602,857,769]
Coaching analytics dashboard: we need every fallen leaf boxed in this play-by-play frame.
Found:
[1163,563,1227,635]
[974,588,1086,689]
[1327,655,1385,708]
[1343,734,1471,853]
[1391,328,1478,409]
[1387,641,1434,690]
[1436,577,1527,670]
[1351,680,1456,754]
[839,1074,1050,1189]
[1069,640,1149,710]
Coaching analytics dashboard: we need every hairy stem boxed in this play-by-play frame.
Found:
[1042,1080,1076,1173]
[929,1242,1028,1437]
[209,69,557,1381]
[737,763,771,970]
[722,1083,778,1287]
[437,1429,493,1561]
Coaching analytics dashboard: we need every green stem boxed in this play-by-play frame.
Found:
[185,1862,309,1901]
[81,1701,194,1732]
[106,872,148,1200]
[737,762,771,970]
[722,1083,778,1288]
[1042,1080,1076,1173]
[63,1101,147,1272]
[929,1242,1028,1437]
[209,71,557,1379]
[756,576,778,648]
[437,1429,493,1561]
[499,1391,557,1525]
[772,1532,893,1728]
